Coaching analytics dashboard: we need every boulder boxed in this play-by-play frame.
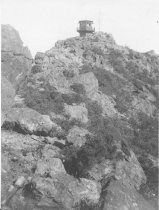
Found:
[72,72,99,97]
[92,92,117,117]
[68,178,101,205]
[88,159,115,181]
[88,149,146,191]
[1,129,41,152]
[42,144,62,159]
[103,180,155,210]
[34,174,101,209]
[64,103,88,123]
[2,108,62,136]
[115,150,146,190]
[35,158,66,177]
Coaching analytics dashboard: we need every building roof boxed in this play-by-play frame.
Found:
[79,20,93,23]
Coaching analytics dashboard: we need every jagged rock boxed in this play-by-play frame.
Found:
[35,52,45,64]
[72,72,99,96]
[88,159,115,181]
[67,126,90,147]
[131,96,156,117]
[1,25,32,87]
[2,29,158,210]
[2,108,62,136]
[33,173,101,209]
[1,129,40,151]
[115,150,146,190]
[42,144,61,159]
[35,158,66,177]
[1,24,32,58]
[68,178,101,204]
[88,149,146,191]
[64,103,88,123]
[92,92,117,117]
[14,176,26,187]
[2,24,23,54]
[103,180,155,210]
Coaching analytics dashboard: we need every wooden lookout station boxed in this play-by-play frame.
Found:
[77,20,95,37]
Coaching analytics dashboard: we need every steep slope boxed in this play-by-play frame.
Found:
[1,24,33,123]
[1,32,158,210]
[1,24,32,85]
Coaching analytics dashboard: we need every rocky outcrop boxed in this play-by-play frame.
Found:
[33,174,101,209]
[1,24,32,85]
[1,76,15,125]
[1,25,33,129]
[1,29,158,210]
[2,108,62,136]
[35,158,66,177]
[103,180,155,210]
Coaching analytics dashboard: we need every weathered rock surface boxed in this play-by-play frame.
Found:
[1,76,15,125]
[1,24,33,130]
[1,29,158,210]
[115,150,146,190]
[1,24,32,86]
[2,107,62,136]
[88,150,146,191]
[33,174,101,209]
[64,103,88,123]
[35,158,66,177]
[103,180,155,210]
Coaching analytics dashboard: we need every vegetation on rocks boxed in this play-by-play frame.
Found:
[1,26,158,210]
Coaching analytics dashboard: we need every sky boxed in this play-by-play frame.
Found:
[1,0,159,56]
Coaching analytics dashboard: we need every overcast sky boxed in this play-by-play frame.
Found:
[1,0,159,56]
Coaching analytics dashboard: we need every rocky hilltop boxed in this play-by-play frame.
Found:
[1,26,158,210]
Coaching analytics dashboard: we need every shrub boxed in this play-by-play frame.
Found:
[62,115,129,179]
[92,47,104,56]
[79,64,92,74]
[62,93,84,105]
[114,91,133,113]
[24,87,64,115]
[85,100,103,119]
[31,64,42,74]
[129,112,158,157]
[70,83,86,95]
[108,49,126,75]
[63,69,75,78]
[91,66,127,97]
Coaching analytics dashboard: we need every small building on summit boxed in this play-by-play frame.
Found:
[77,20,95,37]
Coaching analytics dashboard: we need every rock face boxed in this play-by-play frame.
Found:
[2,107,62,136]
[1,76,15,125]
[1,24,32,85]
[1,29,158,210]
[1,25,32,127]
[64,103,88,123]
[103,180,155,210]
